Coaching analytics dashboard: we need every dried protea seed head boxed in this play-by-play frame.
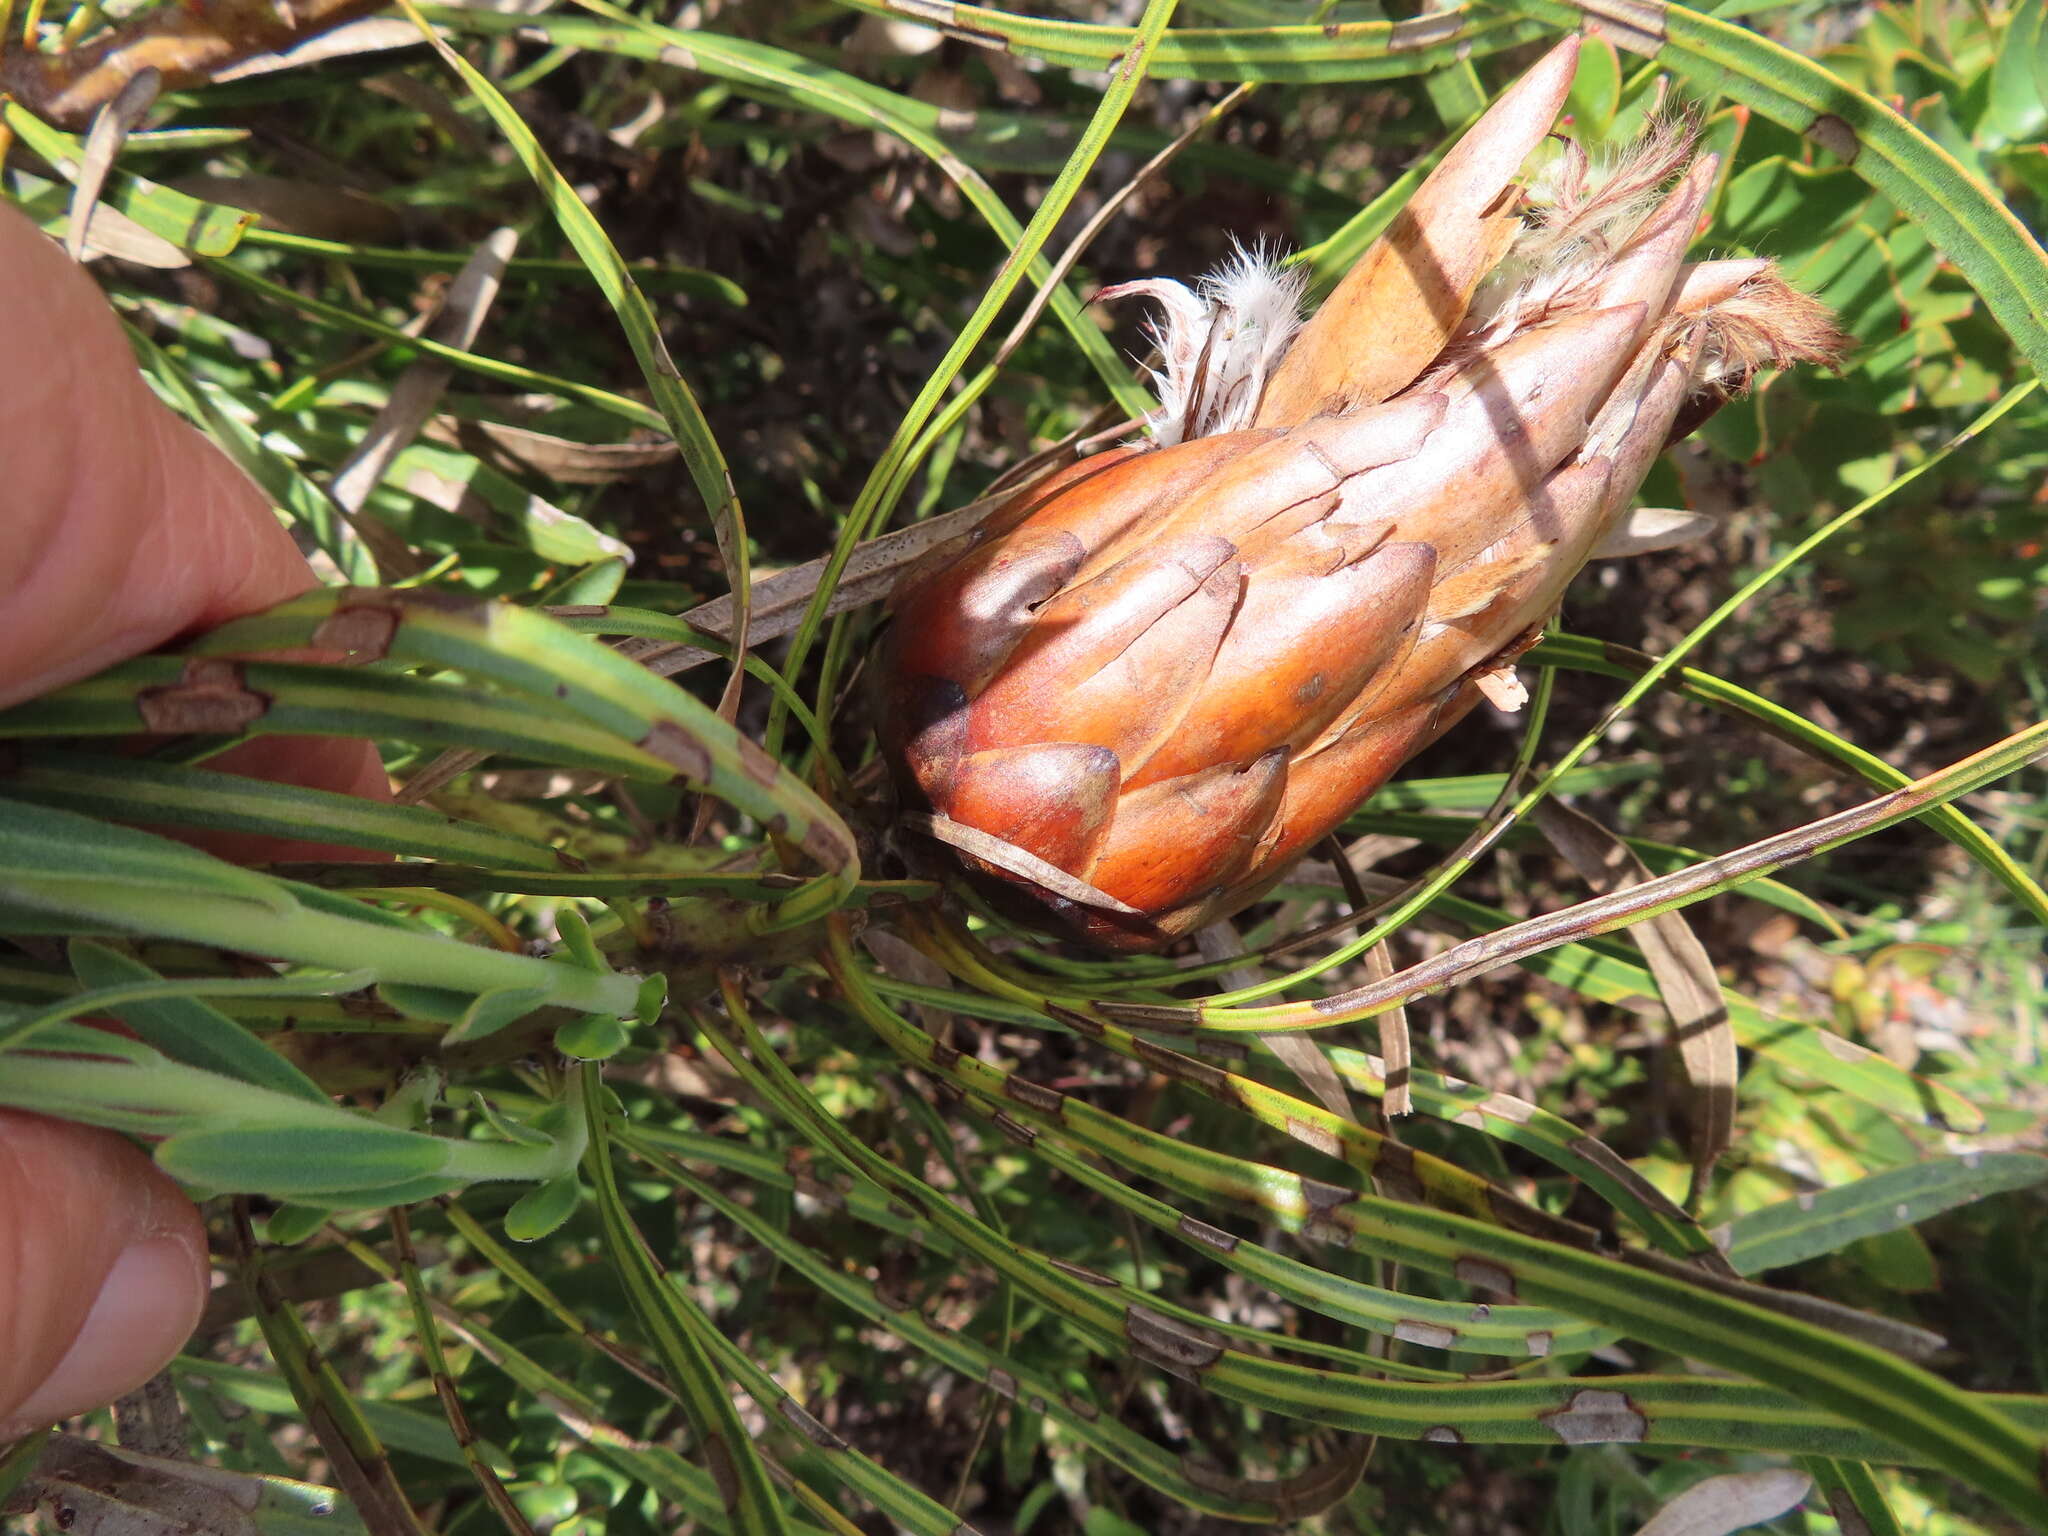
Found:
[879,38,1847,953]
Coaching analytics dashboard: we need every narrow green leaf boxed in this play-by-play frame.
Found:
[1990,0,2048,140]
[1723,1154,2048,1275]
[740,961,2048,1522]
[828,0,1548,79]
[67,941,330,1104]
[189,591,863,925]
[2,103,255,255]
[442,984,556,1046]
[398,0,755,671]
[1528,633,2048,929]
[0,968,376,1057]
[555,1012,631,1059]
[0,798,297,919]
[1801,1458,1906,1536]
[263,1205,331,1246]
[174,1355,502,1475]
[157,1124,453,1195]
[421,3,1147,414]
[578,1066,791,1535]
[1361,759,1661,814]
[8,751,557,870]
[125,325,377,581]
[1348,809,1843,936]
[242,226,747,303]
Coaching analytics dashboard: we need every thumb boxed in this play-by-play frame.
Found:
[0,1111,210,1442]
[0,201,322,708]
[0,195,390,856]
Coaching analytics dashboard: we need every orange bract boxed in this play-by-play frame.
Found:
[880,38,1845,952]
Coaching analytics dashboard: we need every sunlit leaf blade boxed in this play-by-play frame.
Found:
[1348,807,1844,935]
[0,803,637,1025]
[0,795,297,920]
[1987,0,2047,142]
[799,939,2048,1525]
[1529,633,2048,928]
[625,1134,1372,1521]
[173,1146,465,1202]
[395,0,756,683]
[1400,888,1980,1131]
[829,0,1550,79]
[1800,1457,1907,1536]
[187,588,862,924]
[174,1356,509,1476]
[1723,1154,2048,1275]
[3,101,255,254]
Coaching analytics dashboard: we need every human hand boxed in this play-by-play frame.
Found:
[0,200,389,1441]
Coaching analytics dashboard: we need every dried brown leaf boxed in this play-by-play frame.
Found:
[1533,798,1735,1184]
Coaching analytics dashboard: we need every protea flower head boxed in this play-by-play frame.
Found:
[879,38,1846,953]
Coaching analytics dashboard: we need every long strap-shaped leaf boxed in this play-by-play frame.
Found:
[937,869,1979,1132]
[384,1206,537,1536]
[1802,1457,1907,1536]
[530,1098,2048,1470]
[845,935,1941,1369]
[812,924,2048,1525]
[1528,633,2048,928]
[868,967,2007,1282]
[446,1175,974,1533]
[229,1207,436,1536]
[329,1219,778,1533]
[629,1137,1377,1522]
[1347,807,1840,933]
[3,750,559,870]
[867,972,1719,1263]
[860,973,1622,1357]
[904,911,1655,1262]
[831,0,1549,78]
[1112,720,2048,1042]
[395,0,755,723]
[577,1066,792,1536]
[189,589,860,927]
[420,4,1147,419]
[830,0,2048,380]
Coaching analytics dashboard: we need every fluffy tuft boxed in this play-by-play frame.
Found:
[1462,105,1704,343]
[1673,267,1851,389]
[1100,239,1307,446]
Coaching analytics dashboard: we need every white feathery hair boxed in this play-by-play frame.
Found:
[1098,239,1307,446]
[1463,105,1704,343]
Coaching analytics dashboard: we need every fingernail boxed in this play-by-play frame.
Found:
[0,1236,205,1439]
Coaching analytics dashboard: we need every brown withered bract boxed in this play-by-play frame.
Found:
[879,38,1846,953]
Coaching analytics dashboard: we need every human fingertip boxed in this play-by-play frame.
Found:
[0,1115,209,1443]
[0,1232,209,1441]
